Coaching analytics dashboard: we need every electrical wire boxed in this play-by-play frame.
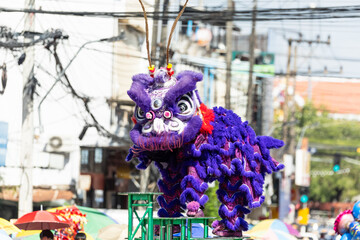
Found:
[3,5,360,21]
[46,40,126,142]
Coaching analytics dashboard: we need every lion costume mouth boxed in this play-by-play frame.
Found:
[130,115,203,152]
[141,117,185,135]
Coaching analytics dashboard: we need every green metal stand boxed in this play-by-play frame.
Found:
[187,217,214,240]
[125,192,248,240]
[125,192,162,240]
[191,238,248,240]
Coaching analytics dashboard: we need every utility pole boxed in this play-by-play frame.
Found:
[277,39,293,221]
[245,0,257,122]
[307,66,312,101]
[18,0,35,217]
[280,36,329,222]
[282,36,330,156]
[282,39,293,156]
[287,44,297,155]
[224,0,233,109]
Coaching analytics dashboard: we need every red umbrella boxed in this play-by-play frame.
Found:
[14,210,71,230]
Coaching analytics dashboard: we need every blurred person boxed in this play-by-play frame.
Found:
[319,232,326,240]
[40,230,54,240]
[75,232,86,240]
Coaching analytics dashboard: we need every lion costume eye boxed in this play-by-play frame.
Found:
[177,94,194,116]
[135,106,145,121]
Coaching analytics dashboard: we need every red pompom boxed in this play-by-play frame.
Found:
[199,103,215,134]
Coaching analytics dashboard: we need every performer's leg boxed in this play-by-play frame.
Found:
[155,160,184,217]
[211,174,250,237]
[180,160,209,217]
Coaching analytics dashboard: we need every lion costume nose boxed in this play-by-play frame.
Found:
[153,118,165,134]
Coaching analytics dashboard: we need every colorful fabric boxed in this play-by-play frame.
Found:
[53,207,87,240]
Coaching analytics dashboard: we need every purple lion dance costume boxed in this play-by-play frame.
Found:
[126,66,284,237]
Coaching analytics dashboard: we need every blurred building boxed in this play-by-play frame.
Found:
[174,15,275,135]
[0,0,144,219]
[0,0,281,220]
[273,76,360,121]
[268,25,360,222]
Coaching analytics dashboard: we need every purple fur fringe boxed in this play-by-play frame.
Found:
[126,97,284,235]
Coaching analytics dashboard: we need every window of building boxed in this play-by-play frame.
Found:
[81,149,89,165]
[94,148,102,164]
[80,147,104,173]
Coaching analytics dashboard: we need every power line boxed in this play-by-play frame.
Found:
[3,5,360,21]
[0,29,68,49]
[0,25,128,143]
[46,40,127,143]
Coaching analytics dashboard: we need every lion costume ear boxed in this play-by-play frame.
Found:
[127,74,153,112]
[176,71,203,83]
[163,71,203,106]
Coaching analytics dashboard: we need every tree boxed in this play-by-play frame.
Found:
[293,102,360,202]
[204,182,221,221]
[309,160,360,202]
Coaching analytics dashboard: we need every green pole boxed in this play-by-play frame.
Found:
[187,219,192,240]
[132,211,149,239]
[147,195,154,240]
[167,223,172,240]
[128,194,133,240]
[204,219,208,238]
[142,227,146,240]
[181,219,186,240]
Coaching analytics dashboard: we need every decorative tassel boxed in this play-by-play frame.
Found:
[148,65,155,78]
[167,63,174,77]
